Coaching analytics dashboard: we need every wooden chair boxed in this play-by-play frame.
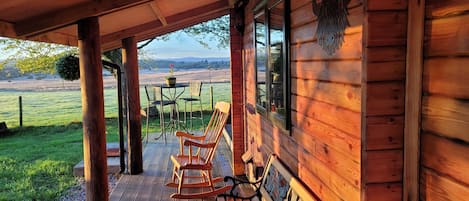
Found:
[166,101,232,199]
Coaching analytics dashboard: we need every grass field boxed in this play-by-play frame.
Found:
[0,82,231,200]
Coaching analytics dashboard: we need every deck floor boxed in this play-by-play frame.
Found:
[109,132,234,201]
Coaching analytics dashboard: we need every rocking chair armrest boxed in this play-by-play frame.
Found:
[176,131,205,141]
[183,140,216,148]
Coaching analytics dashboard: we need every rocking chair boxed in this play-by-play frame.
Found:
[166,101,232,199]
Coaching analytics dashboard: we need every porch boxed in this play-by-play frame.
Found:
[0,0,468,200]
[109,132,234,201]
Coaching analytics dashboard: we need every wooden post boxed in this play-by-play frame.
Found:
[210,85,214,111]
[117,67,126,173]
[404,0,425,200]
[122,36,143,174]
[18,96,22,127]
[77,17,108,201]
[230,9,245,175]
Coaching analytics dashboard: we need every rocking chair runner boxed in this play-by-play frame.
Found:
[166,101,232,199]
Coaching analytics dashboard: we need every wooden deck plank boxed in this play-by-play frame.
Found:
[110,132,234,201]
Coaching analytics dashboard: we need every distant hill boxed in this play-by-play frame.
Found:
[0,57,230,80]
[166,57,229,62]
[139,57,230,72]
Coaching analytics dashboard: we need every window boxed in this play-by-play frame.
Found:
[255,11,267,109]
[254,0,290,130]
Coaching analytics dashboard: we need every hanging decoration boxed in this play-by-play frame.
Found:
[312,0,351,55]
[55,54,80,81]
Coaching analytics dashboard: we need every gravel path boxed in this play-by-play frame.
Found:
[59,174,120,201]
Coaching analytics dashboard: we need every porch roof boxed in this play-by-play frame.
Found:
[0,0,233,51]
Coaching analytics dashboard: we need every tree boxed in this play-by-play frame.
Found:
[0,15,229,74]
[181,15,229,49]
[0,38,76,73]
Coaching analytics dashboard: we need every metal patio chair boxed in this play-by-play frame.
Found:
[181,81,204,130]
[143,85,177,144]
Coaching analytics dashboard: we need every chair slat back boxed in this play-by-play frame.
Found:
[189,81,203,97]
[197,101,230,163]
[153,86,164,101]
[144,85,152,101]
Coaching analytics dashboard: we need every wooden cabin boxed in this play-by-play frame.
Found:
[239,0,469,200]
[0,0,468,200]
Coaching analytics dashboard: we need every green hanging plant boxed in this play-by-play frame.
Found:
[55,54,79,81]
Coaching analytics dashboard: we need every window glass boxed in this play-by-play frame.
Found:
[269,1,285,117]
[255,12,267,109]
[254,0,290,130]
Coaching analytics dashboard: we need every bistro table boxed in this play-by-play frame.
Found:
[153,83,188,142]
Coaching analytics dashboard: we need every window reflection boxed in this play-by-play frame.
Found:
[255,12,267,109]
[254,0,289,128]
[269,1,285,116]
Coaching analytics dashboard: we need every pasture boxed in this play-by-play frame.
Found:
[0,82,231,200]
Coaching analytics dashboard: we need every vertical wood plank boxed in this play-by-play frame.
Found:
[404,0,425,201]
[123,36,143,174]
[77,17,109,201]
[230,9,245,175]
[365,183,403,201]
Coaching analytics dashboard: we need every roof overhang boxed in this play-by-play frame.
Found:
[0,0,235,51]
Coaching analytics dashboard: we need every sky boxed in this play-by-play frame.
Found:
[0,31,229,61]
[138,31,229,59]
[0,17,230,61]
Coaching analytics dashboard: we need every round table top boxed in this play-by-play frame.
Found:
[156,83,189,88]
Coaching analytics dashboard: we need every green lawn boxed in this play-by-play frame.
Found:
[0,82,231,200]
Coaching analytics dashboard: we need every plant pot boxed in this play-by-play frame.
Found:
[272,73,280,82]
[166,77,176,86]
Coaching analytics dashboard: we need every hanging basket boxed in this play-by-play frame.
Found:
[55,54,80,81]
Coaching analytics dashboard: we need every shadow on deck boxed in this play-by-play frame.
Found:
[110,132,234,201]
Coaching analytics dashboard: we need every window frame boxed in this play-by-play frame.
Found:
[253,0,291,131]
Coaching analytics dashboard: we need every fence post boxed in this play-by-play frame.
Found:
[210,85,214,111]
[19,96,23,127]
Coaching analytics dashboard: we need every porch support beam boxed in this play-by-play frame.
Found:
[100,0,229,50]
[404,0,425,200]
[15,0,153,37]
[0,20,17,38]
[122,36,143,174]
[149,1,168,26]
[77,17,109,201]
[228,0,237,8]
[229,9,245,175]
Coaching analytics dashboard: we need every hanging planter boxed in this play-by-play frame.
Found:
[312,0,351,55]
[55,54,80,81]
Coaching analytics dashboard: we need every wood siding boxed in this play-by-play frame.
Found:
[420,0,469,199]
[243,0,363,200]
[363,0,408,200]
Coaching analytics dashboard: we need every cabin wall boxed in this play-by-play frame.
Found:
[420,1,469,199]
[361,0,408,200]
[243,0,363,200]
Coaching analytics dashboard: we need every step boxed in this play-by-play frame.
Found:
[73,142,125,177]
